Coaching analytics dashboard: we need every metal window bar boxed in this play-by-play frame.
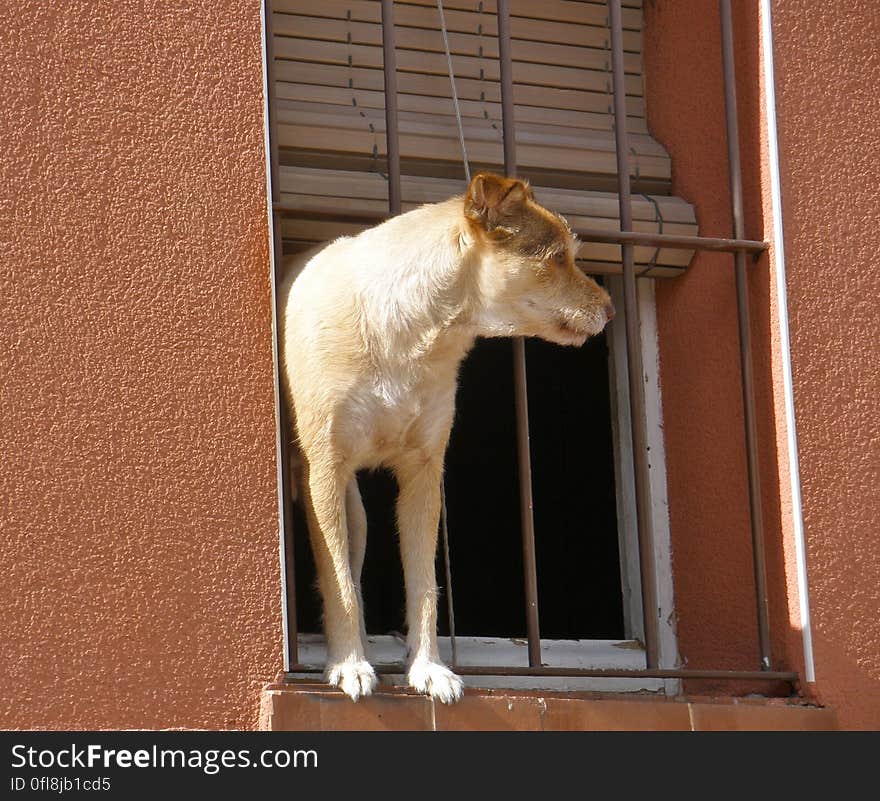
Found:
[608,0,659,668]
[269,0,796,687]
[720,0,773,670]
[265,0,297,670]
[497,0,542,671]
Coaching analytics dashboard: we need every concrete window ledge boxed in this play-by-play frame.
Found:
[259,679,837,731]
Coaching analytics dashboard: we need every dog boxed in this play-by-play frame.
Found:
[278,172,614,703]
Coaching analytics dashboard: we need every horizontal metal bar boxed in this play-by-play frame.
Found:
[574,228,768,253]
[287,665,797,682]
[272,203,767,254]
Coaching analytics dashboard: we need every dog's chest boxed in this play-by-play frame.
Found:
[347,363,455,465]
[371,370,431,433]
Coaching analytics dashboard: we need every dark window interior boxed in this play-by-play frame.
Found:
[293,324,623,641]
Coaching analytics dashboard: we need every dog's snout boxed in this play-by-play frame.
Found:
[603,301,616,322]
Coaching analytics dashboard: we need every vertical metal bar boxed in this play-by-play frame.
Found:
[440,483,457,666]
[720,0,772,670]
[608,0,659,668]
[381,0,401,215]
[497,0,541,668]
[496,0,517,177]
[264,0,297,669]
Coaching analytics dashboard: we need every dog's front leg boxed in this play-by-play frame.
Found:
[303,458,376,701]
[394,451,464,704]
[345,478,369,654]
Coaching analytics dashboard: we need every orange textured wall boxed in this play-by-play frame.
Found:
[644,1,879,728]
[0,2,282,728]
[644,0,790,683]
[768,0,880,729]
[2,0,876,732]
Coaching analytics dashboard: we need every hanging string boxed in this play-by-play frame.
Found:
[639,191,665,276]
[474,1,498,135]
[439,481,457,667]
[434,0,476,668]
[344,10,381,173]
[437,0,472,182]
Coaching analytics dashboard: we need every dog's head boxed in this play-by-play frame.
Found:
[463,172,614,346]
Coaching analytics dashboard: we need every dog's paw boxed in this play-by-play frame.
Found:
[326,659,377,702]
[408,659,464,704]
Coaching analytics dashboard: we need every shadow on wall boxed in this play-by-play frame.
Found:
[643,0,801,687]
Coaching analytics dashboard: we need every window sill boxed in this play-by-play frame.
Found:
[260,679,836,731]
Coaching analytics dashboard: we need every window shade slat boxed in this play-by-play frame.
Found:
[276,99,666,154]
[274,61,646,116]
[274,38,643,97]
[276,124,668,182]
[281,166,694,222]
[277,167,696,273]
[273,14,642,74]
[394,0,642,30]
[272,4,642,51]
[274,104,670,183]
[274,85,650,135]
[274,0,642,31]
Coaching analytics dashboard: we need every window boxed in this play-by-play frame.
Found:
[267,0,790,691]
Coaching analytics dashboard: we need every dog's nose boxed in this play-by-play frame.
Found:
[604,302,616,322]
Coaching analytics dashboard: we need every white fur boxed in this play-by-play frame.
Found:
[279,184,611,703]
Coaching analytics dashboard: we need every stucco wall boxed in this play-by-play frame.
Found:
[2,0,876,732]
[644,1,879,728]
[644,0,790,684]
[0,2,282,729]
[768,0,880,730]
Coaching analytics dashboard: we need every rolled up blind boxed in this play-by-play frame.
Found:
[271,0,697,275]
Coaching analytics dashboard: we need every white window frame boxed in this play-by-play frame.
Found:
[289,276,680,694]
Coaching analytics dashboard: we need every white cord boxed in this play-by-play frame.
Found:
[437,0,472,182]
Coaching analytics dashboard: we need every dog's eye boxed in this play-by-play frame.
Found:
[551,252,567,266]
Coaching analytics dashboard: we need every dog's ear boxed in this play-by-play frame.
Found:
[464,172,533,232]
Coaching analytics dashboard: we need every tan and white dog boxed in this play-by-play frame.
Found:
[279,172,614,703]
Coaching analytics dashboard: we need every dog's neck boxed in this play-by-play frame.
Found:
[356,199,500,371]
